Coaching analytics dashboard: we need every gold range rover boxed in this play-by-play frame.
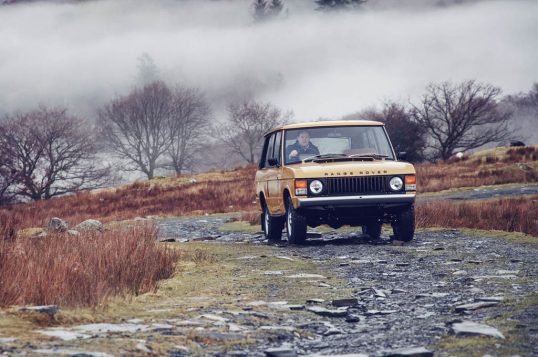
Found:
[255,120,417,245]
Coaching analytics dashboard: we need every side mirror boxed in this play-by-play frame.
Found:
[268,157,279,166]
[397,151,407,161]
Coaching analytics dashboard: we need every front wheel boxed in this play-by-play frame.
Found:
[391,205,415,242]
[285,196,307,245]
[263,204,284,242]
[362,221,382,240]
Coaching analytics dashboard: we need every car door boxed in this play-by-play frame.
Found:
[266,130,284,215]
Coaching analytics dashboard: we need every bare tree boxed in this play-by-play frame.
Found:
[252,0,284,22]
[99,81,211,178]
[166,87,211,175]
[98,81,175,179]
[217,100,290,164]
[411,81,512,161]
[315,0,367,11]
[1,107,110,201]
[0,124,19,205]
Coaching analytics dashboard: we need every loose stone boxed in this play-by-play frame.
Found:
[454,302,499,313]
[332,298,359,307]
[451,321,505,339]
[377,346,434,357]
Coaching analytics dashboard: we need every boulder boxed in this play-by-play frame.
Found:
[75,219,103,232]
[47,217,68,232]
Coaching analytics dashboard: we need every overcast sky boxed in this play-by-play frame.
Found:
[0,0,537,122]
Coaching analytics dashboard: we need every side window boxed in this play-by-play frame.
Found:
[273,131,282,165]
[259,135,271,169]
[264,134,275,168]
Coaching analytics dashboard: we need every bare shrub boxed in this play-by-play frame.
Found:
[0,224,179,307]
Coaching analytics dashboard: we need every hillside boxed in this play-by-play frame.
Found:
[1,145,536,236]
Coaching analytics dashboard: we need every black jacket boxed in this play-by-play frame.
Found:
[286,141,320,161]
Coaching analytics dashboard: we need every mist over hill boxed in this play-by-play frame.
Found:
[0,0,536,142]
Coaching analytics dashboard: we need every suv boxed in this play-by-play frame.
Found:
[255,120,416,244]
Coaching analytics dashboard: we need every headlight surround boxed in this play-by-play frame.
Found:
[389,176,404,191]
[309,180,323,194]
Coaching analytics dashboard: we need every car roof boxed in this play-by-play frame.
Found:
[265,120,384,137]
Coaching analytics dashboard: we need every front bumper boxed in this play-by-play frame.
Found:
[296,193,415,208]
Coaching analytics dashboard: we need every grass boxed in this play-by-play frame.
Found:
[0,224,179,308]
[416,146,537,193]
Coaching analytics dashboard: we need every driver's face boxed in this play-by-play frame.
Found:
[298,133,310,147]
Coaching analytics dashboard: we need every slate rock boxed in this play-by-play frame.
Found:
[265,346,297,357]
[454,301,499,313]
[74,219,103,232]
[47,217,68,232]
[332,298,359,307]
[307,306,348,317]
[18,305,58,317]
[451,321,505,339]
[377,346,433,356]
[33,349,113,357]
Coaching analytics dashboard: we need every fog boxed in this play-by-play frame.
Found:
[1,0,537,124]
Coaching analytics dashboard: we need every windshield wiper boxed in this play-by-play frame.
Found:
[302,153,348,162]
[348,153,389,160]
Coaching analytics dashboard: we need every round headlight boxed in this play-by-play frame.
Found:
[309,180,323,194]
[389,177,404,191]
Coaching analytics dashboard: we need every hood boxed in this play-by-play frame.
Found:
[283,160,415,178]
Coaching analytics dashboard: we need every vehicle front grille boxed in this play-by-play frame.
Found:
[324,176,388,196]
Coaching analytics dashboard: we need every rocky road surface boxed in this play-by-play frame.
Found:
[4,212,536,357]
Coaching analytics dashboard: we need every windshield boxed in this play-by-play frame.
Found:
[284,125,395,165]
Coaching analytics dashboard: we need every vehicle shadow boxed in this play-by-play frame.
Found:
[269,233,393,247]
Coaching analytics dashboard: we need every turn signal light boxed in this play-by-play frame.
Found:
[295,179,307,195]
[405,175,416,184]
[405,175,417,191]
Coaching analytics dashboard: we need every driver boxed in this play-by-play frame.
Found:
[286,130,320,161]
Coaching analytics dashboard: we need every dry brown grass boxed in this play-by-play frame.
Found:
[416,196,538,237]
[417,146,537,193]
[2,166,257,230]
[0,224,179,308]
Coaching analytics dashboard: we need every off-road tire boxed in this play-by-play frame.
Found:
[263,204,284,242]
[362,221,382,239]
[391,204,415,242]
[285,196,307,245]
